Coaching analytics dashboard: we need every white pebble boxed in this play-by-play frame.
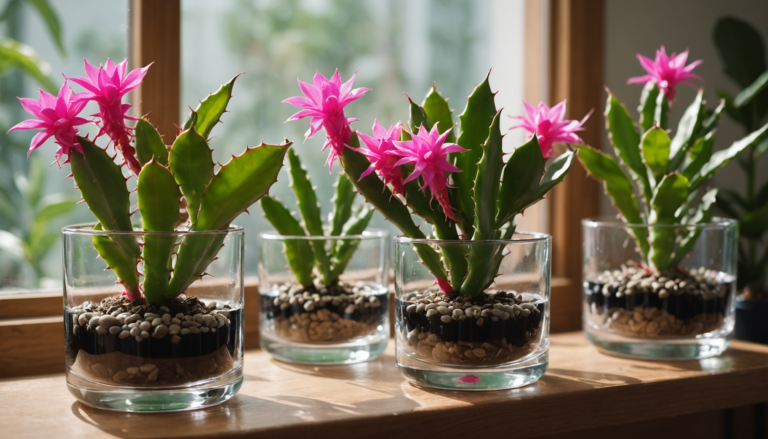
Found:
[119,330,130,339]
[140,331,149,339]
[171,335,181,345]
[109,326,122,335]
[180,328,191,335]
[139,321,151,331]
[130,327,140,336]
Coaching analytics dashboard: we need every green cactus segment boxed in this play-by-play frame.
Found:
[92,222,141,299]
[654,92,669,131]
[70,137,141,258]
[286,148,332,283]
[649,173,689,271]
[182,111,197,131]
[461,113,509,296]
[607,92,652,199]
[135,119,168,167]
[137,160,181,303]
[496,135,546,228]
[422,84,456,143]
[340,135,447,282]
[670,188,718,267]
[668,89,705,171]
[682,133,715,180]
[166,233,226,300]
[330,207,375,279]
[638,81,660,133]
[401,164,466,291]
[452,73,497,236]
[522,150,575,212]
[577,146,649,257]
[690,121,768,191]
[169,128,214,225]
[197,141,291,230]
[260,196,314,287]
[329,172,356,236]
[641,127,671,184]
[184,75,238,139]
[472,111,504,240]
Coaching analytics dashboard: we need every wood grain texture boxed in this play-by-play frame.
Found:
[0,316,63,378]
[1,333,767,439]
[547,0,603,332]
[0,291,61,318]
[129,0,180,140]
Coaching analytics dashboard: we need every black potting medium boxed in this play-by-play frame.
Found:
[261,284,388,324]
[64,308,240,360]
[395,297,544,346]
[584,280,733,320]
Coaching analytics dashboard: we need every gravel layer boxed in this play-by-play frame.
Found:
[584,264,733,336]
[397,289,545,366]
[262,281,388,343]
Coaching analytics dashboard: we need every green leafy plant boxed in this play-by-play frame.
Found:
[578,45,768,272]
[713,17,768,293]
[9,62,291,305]
[260,149,373,287]
[283,70,583,297]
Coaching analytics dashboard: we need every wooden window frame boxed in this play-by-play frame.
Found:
[0,0,601,377]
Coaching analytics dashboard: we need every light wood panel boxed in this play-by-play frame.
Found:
[547,0,603,332]
[1,333,768,439]
[129,0,180,140]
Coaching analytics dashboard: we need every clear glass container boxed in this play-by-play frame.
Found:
[394,233,551,390]
[258,230,389,364]
[63,224,244,412]
[582,218,738,359]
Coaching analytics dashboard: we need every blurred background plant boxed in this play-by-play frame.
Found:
[713,16,768,299]
[0,0,78,290]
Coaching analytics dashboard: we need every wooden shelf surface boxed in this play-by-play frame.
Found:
[2,332,768,439]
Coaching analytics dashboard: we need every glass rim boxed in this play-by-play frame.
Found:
[61,222,244,236]
[394,230,551,245]
[259,228,389,241]
[581,216,738,230]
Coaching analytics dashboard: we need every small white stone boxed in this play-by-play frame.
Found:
[151,317,163,327]
[344,304,356,314]
[140,331,149,339]
[135,335,143,342]
[171,317,181,325]
[159,306,170,312]
[139,321,151,331]
[304,300,315,312]
[201,326,210,333]
[119,330,130,339]
[171,335,181,345]
[440,315,452,323]
[169,324,180,332]
[96,325,108,335]
[472,348,486,358]
[189,327,200,334]
[109,326,122,335]
[139,364,157,373]
[180,328,191,335]
[476,318,485,327]
[130,327,140,336]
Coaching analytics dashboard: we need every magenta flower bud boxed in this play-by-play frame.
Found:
[627,45,702,101]
[509,100,591,159]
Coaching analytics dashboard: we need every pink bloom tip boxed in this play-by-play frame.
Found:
[509,100,591,159]
[7,81,91,167]
[283,69,371,172]
[390,123,467,222]
[627,45,702,101]
[355,120,406,194]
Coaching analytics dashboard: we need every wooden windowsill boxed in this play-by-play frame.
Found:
[1,332,767,438]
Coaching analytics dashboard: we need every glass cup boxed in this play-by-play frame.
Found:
[582,218,738,359]
[63,224,244,412]
[394,233,551,390]
[258,230,389,364]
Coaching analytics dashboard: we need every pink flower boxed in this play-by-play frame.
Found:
[390,123,467,222]
[627,45,702,101]
[69,58,151,176]
[509,100,591,159]
[7,81,91,167]
[355,120,406,194]
[283,70,370,171]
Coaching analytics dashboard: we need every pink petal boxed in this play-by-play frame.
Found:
[18,97,42,116]
[28,131,52,153]
[283,96,315,108]
[8,119,47,132]
[298,79,321,105]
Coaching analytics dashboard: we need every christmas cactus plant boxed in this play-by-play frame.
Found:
[283,70,586,297]
[580,46,768,352]
[9,60,291,306]
[578,46,768,271]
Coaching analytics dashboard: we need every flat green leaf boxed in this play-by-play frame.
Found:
[452,72,497,236]
[329,172,355,236]
[0,38,55,91]
[496,134,546,227]
[137,160,181,231]
[606,91,650,199]
[22,0,65,57]
[668,89,705,171]
[260,195,314,287]
[183,75,239,139]
[34,193,76,223]
[638,81,660,133]
[714,17,767,89]
[472,110,504,240]
[690,121,768,191]
[734,69,768,108]
[682,133,714,181]
[135,119,168,167]
[641,127,671,181]
[197,141,291,231]
[577,146,648,257]
[422,84,456,143]
[169,128,214,225]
